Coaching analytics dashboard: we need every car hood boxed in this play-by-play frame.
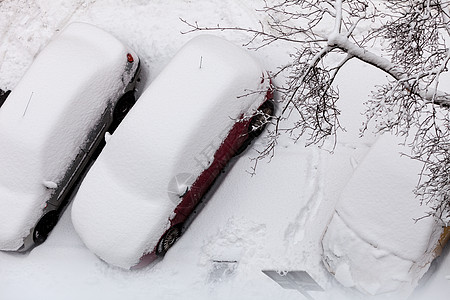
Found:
[71,158,177,269]
[0,184,49,250]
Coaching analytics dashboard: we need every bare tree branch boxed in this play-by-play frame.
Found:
[181,0,450,223]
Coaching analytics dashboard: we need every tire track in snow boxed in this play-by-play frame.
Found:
[283,147,323,247]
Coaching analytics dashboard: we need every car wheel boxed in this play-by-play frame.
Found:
[109,91,136,133]
[234,101,274,156]
[33,210,59,245]
[249,100,274,138]
[156,225,182,256]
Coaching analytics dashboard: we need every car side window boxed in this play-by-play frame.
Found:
[0,89,11,107]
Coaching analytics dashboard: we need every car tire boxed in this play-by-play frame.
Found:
[249,100,274,138]
[234,100,274,156]
[156,224,182,256]
[109,91,136,133]
[33,210,59,245]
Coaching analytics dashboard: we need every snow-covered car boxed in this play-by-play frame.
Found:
[0,22,140,252]
[321,134,449,298]
[71,35,274,269]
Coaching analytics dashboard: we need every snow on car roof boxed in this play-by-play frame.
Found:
[322,133,443,296]
[334,134,438,260]
[72,35,270,269]
[0,22,132,250]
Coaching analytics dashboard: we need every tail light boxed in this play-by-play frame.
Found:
[127,53,134,63]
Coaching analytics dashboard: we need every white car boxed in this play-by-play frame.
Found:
[71,35,274,269]
[0,22,140,252]
[321,133,449,297]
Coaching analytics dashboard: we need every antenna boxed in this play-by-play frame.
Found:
[23,91,34,117]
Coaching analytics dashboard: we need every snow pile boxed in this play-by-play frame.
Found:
[322,133,444,298]
[0,1,449,299]
[71,34,270,269]
[0,22,135,250]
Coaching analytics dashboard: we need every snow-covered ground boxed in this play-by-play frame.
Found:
[0,1,448,299]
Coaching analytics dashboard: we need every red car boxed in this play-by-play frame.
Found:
[71,35,274,269]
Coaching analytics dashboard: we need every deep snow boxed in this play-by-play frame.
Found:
[0,1,449,300]
[322,133,444,297]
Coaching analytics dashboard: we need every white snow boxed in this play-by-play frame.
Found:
[71,34,270,269]
[0,22,136,250]
[322,133,445,297]
[0,1,449,300]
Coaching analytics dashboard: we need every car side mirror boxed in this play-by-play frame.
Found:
[43,181,58,189]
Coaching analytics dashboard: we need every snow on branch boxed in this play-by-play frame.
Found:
[181,0,450,222]
[329,33,450,106]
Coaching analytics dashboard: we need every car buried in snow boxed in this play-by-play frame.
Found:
[321,133,450,298]
[0,22,140,252]
[71,35,274,269]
